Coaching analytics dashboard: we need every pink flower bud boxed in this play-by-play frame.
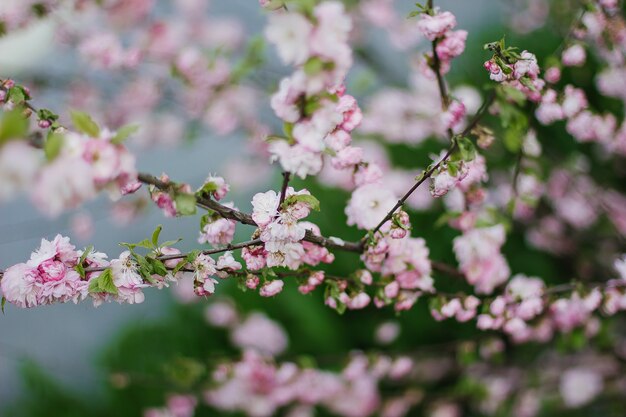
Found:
[246,274,260,289]
[384,281,400,298]
[259,279,284,297]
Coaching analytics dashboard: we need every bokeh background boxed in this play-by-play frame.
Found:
[3,1,618,416]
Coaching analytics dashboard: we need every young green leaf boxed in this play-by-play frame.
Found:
[0,109,29,143]
[151,225,163,247]
[283,194,321,211]
[174,193,197,216]
[44,132,64,161]
[70,111,100,137]
[111,124,139,144]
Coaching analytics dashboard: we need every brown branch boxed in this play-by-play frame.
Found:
[81,238,263,274]
[278,171,291,207]
[137,173,363,252]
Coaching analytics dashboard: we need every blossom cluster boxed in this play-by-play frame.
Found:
[0,235,104,307]
[140,299,626,417]
[249,187,332,272]
[0,107,141,216]
[266,2,373,182]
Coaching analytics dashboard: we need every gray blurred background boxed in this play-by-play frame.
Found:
[0,0,503,406]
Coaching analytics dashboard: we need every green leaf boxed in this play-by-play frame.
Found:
[1,296,6,314]
[196,182,218,198]
[174,193,197,216]
[79,246,93,265]
[74,263,85,279]
[70,111,100,137]
[150,259,168,277]
[283,194,321,211]
[44,132,64,161]
[36,108,59,123]
[434,211,461,228]
[456,136,476,161]
[0,109,29,143]
[151,225,163,247]
[187,250,200,263]
[88,277,100,293]
[98,269,117,294]
[111,124,139,144]
[8,86,27,103]
[134,239,155,250]
[160,239,182,248]
[163,357,206,389]
[88,269,118,295]
[304,57,324,75]
[283,122,294,139]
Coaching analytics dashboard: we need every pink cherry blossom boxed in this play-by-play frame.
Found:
[417,10,456,41]
[259,279,284,297]
[345,184,396,230]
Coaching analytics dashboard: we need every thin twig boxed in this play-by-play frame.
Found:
[80,238,263,274]
[137,172,363,252]
[365,90,497,240]
[367,144,458,238]
[278,171,291,207]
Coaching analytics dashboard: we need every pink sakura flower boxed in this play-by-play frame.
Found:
[325,129,352,152]
[152,192,177,217]
[79,33,129,69]
[251,190,280,228]
[265,12,312,65]
[200,175,229,200]
[0,141,40,203]
[310,2,352,65]
[561,44,586,67]
[484,60,507,82]
[166,394,197,417]
[1,263,41,308]
[559,368,603,408]
[199,211,236,247]
[512,51,540,80]
[340,292,371,310]
[416,10,457,41]
[32,156,96,217]
[394,291,420,311]
[535,89,564,125]
[216,251,242,278]
[337,94,363,132]
[457,154,488,192]
[269,142,323,179]
[192,254,219,296]
[245,274,260,289]
[270,76,304,123]
[544,66,561,83]
[561,85,588,118]
[430,166,466,198]
[441,99,466,130]
[242,245,268,271]
[345,184,396,230]
[436,30,467,61]
[453,225,510,294]
[331,146,364,170]
[110,251,147,304]
[266,242,305,270]
[259,279,284,297]
[354,163,384,187]
[231,313,288,355]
